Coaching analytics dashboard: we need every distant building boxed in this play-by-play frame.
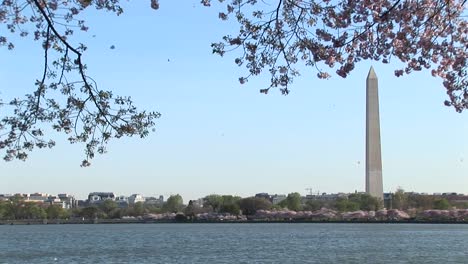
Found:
[255,193,271,201]
[0,193,76,209]
[114,195,129,208]
[28,193,49,203]
[304,193,347,201]
[0,194,12,201]
[87,192,115,204]
[189,198,204,208]
[254,193,288,205]
[46,195,66,207]
[14,193,30,200]
[145,195,164,206]
[77,200,88,207]
[57,193,77,209]
[442,192,459,196]
[383,193,393,209]
[439,193,468,204]
[128,194,145,205]
[271,194,287,205]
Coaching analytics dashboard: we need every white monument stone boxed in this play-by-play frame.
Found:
[366,67,383,200]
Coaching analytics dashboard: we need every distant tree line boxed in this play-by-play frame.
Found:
[0,196,69,220]
[390,188,463,211]
[0,194,183,220]
[1,191,466,220]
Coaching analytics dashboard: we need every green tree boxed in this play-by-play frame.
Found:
[0,201,17,220]
[133,202,145,216]
[184,200,197,220]
[348,193,382,211]
[3,197,24,219]
[99,200,118,216]
[433,198,451,210]
[80,206,99,219]
[221,195,241,206]
[3,203,16,219]
[407,194,435,210]
[304,200,325,211]
[334,198,359,212]
[0,202,8,219]
[163,194,184,213]
[283,192,303,211]
[70,208,84,219]
[238,197,272,215]
[392,188,408,210]
[108,208,124,219]
[145,205,163,214]
[21,203,47,219]
[220,203,241,215]
[217,195,241,214]
[203,194,223,212]
[46,205,68,219]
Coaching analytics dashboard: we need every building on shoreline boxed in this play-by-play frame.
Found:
[255,193,287,205]
[86,192,164,207]
[88,192,116,204]
[145,195,164,206]
[0,193,76,208]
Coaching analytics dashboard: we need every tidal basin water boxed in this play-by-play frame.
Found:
[1,223,468,263]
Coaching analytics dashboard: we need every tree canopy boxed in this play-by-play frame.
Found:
[0,0,161,166]
[238,197,272,215]
[348,193,382,211]
[206,0,468,111]
[203,194,241,213]
[1,0,467,165]
[163,194,184,213]
[278,192,303,211]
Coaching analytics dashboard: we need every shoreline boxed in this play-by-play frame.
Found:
[2,219,467,225]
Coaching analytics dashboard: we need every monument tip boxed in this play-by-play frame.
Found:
[367,66,377,79]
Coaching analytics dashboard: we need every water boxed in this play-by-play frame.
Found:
[1,223,467,263]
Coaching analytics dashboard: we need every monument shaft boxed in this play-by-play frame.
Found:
[366,67,383,200]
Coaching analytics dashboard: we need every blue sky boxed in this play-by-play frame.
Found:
[1,1,467,201]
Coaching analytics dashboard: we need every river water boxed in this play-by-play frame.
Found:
[1,223,467,263]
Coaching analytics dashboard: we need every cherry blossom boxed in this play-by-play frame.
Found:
[205,0,468,112]
[0,0,160,166]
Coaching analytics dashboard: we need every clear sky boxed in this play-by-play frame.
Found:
[1,1,467,201]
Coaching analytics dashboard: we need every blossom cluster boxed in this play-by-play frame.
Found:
[207,0,468,111]
[0,0,160,165]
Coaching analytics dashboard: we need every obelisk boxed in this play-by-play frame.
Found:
[366,67,383,200]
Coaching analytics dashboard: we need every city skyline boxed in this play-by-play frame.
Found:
[2,189,466,203]
[2,1,467,201]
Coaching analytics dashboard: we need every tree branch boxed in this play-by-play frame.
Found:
[31,0,119,131]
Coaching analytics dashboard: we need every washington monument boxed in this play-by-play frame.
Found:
[366,67,383,200]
